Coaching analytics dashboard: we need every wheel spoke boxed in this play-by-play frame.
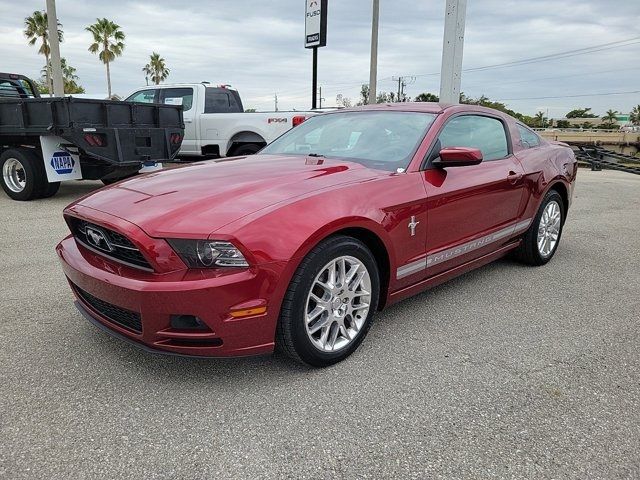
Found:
[327,323,339,349]
[308,314,330,334]
[307,305,326,323]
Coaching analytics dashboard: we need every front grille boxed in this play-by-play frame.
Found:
[74,284,142,333]
[69,218,153,271]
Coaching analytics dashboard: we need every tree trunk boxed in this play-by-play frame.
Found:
[106,60,111,98]
[44,51,52,97]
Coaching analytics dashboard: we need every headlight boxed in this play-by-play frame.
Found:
[167,239,249,268]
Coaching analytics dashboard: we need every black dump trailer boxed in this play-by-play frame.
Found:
[0,72,184,200]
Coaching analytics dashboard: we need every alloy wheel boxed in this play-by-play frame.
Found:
[305,255,372,352]
[537,200,561,258]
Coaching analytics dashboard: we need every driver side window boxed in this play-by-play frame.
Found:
[438,115,509,161]
[127,89,157,103]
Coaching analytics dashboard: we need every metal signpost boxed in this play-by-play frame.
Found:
[46,0,64,97]
[305,0,328,109]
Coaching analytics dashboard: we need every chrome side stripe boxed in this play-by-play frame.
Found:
[396,257,427,278]
[396,218,533,279]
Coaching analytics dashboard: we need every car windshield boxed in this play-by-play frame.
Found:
[261,111,437,171]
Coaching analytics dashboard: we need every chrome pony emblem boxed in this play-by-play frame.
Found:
[85,226,113,252]
[408,216,419,237]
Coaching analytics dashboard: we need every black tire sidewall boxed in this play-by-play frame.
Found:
[230,144,261,157]
[287,237,380,366]
[0,148,47,201]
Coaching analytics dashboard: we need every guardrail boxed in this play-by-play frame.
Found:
[574,146,640,175]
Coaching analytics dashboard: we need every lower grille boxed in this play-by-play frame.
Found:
[74,285,142,333]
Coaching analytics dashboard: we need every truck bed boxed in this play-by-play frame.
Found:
[0,97,184,166]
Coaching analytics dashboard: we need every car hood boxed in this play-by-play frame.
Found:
[75,155,384,238]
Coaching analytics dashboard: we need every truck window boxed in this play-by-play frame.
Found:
[204,89,241,113]
[127,89,157,103]
[161,88,193,111]
[0,79,37,98]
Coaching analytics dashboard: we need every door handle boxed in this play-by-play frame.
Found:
[507,171,523,183]
[184,118,193,123]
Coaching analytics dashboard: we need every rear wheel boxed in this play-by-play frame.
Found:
[0,148,49,201]
[276,235,380,367]
[229,143,263,157]
[514,190,564,265]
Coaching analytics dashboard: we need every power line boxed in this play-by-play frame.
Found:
[497,90,640,101]
[401,36,640,79]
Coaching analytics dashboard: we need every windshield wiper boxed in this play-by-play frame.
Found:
[308,153,325,158]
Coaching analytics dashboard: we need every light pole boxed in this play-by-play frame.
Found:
[46,0,64,97]
[439,0,467,104]
[368,0,379,105]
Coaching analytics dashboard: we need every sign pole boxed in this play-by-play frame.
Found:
[368,0,379,105]
[312,47,318,109]
[305,0,327,110]
[439,0,467,104]
[46,0,64,97]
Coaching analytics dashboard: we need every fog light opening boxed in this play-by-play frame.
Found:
[170,314,209,331]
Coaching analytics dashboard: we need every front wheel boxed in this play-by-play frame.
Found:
[276,236,380,367]
[514,189,565,265]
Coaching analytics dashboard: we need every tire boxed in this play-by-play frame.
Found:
[0,148,49,201]
[40,181,61,198]
[229,143,262,157]
[514,189,565,266]
[101,172,138,186]
[276,235,380,367]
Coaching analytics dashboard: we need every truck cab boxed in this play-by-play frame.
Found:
[125,83,312,158]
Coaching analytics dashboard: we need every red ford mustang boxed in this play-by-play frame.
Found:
[57,103,577,366]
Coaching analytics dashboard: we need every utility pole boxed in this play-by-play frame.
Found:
[368,0,380,105]
[274,93,278,112]
[46,0,64,97]
[439,0,467,104]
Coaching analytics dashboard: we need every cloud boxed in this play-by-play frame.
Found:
[1,0,638,116]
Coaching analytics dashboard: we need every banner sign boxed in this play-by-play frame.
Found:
[305,0,328,48]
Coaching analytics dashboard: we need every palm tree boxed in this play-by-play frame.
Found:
[41,58,84,94]
[147,52,170,85]
[534,111,546,128]
[630,105,640,126]
[24,10,63,96]
[142,63,152,86]
[602,109,618,124]
[86,18,125,98]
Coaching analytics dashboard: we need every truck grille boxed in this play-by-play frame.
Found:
[70,218,153,271]
[74,284,142,333]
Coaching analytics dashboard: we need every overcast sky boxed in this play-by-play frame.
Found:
[1,0,638,117]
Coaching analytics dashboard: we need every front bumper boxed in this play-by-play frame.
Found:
[57,235,285,357]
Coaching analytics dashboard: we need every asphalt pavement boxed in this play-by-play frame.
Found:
[1,170,639,479]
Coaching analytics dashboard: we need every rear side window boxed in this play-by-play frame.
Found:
[517,124,541,148]
[204,89,241,113]
[161,88,193,111]
[438,115,509,161]
[126,89,157,103]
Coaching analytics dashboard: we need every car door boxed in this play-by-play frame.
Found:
[159,87,198,155]
[421,114,526,277]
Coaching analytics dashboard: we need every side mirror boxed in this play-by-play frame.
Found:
[433,147,483,167]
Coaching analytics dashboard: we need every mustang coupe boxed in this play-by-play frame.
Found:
[57,103,577,366]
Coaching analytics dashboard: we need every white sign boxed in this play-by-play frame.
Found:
[40,135,82,182]
[305,0,327,48]
[164,97,183,106]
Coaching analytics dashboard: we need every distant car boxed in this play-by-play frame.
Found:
[57,103,577,366]
[124,83,315,158]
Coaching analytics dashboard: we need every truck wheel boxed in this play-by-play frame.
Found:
[0,148,49,201]
[41,181,61,198]
[229,143,262,157]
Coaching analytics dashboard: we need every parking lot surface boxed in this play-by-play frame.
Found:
[1,170,639,479]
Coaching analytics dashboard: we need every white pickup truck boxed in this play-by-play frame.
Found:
[124,83,314,158]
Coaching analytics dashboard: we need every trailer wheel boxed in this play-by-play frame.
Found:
[0,148,49,201]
